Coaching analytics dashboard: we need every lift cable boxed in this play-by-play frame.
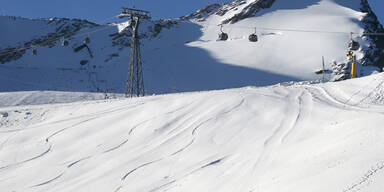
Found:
[1,21,384,57]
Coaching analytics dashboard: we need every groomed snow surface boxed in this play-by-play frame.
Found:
[1,73,384,192]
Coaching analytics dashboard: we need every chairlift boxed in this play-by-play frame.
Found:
[249,27,258,42]
[84,37,91,44]
[80,60,89,65]
[32,47,37,56]
[62,39,69,47]
[218,25,228,41]
[348,32,360,51]
[349,40,360,51]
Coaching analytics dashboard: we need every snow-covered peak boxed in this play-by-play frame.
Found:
[216,0,276,23]
[0,0,383,97]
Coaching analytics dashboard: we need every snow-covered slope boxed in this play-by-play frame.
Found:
[0,0,383,97]
[1,73,384,192]
[187,0,384,80]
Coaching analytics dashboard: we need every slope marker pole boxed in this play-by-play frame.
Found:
[322,56,325,82]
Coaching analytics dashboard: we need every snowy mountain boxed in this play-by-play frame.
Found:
[0,0,383,100]
[2,1,384,192]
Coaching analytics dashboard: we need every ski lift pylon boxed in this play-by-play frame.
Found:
[218,24,228,41]
[249,27,258,42]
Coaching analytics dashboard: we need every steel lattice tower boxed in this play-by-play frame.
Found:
[118,8,150,97]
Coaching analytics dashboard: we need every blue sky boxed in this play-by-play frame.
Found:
[0,0,383,24]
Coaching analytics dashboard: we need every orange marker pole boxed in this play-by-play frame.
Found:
[351,62,356,78]
[351,55,356,79]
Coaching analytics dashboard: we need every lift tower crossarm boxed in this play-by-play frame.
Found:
[118,8,151,19]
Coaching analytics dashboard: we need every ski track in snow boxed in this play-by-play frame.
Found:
[148,180,177,192]
[281,88,313,144]
[305,74,384,113]
[170,139,194,156]
[121,159,162,181]
[0,101,164,188]
[0,129,25,133]
[88,101,196,169]
[246,89,314,191]
[306,85,355,109]
[30,155,92,188]
[96,99,201,168]
[200,157,225,169]
[117,94,244,184]
[0,144,52,171]
[49,99,203,192]
[113,186,123,192]
[305,85,384,115]
[31,173,64,187]
[67,156,92,168]
[134,95,245,191]
[128,99,197,136]
[343,162,384,192]
[154,96,245,191]
[102,139,129,154]
[192,96,245,137]
[146,156,227,192]
[279,91,304,144]
[36,101,149,128]
[353,77,384,107]
[45,117,98,143]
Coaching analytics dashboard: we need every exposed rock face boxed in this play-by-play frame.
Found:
[0,17,98,64]
[179,4,221,21]
[360,0,384,69]
[218,0,276,24]
[109,19,178,52]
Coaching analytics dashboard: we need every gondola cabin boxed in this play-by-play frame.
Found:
[249,34,258,42]
[218,32,228,41]
[32,49,37,56]
[62,40,69,47]
[84,37,91,44]
[348,40,360,51]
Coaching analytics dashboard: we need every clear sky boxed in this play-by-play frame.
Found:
[0,0,383,24]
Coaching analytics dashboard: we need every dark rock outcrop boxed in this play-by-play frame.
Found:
[359,0,384,70]
[0,17,98,64]
[179,4,221,21]
[219,0,276,24]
